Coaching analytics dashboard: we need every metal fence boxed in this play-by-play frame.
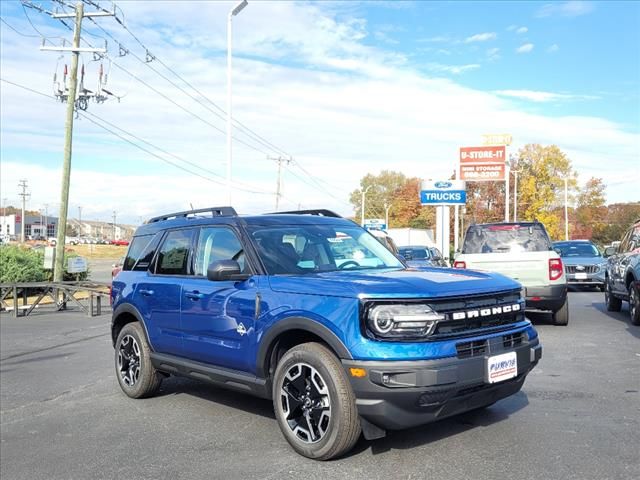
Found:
[0,281,110,318]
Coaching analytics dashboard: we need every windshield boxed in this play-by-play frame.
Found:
[462,224,551,254]
[248,224,404,274]
[398,247,430,260]
[554,243,600,257]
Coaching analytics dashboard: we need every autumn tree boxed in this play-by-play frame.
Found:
[513,144,577,240]
[572,177,607,238]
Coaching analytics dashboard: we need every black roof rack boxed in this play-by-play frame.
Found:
[268,209,342,218]
[147,206,237,223]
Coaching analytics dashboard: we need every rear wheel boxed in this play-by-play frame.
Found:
[272,342,361,460]
[552,297,569,326]
[605,278,622,312]
[629,283,640,326]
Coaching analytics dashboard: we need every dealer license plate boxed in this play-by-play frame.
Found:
[575,272,588,280]
[487,351,518,384]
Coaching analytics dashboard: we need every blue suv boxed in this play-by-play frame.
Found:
[111,207,542,460]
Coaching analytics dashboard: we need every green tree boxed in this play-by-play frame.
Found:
[573,177,607,238]
[349,171,407,224]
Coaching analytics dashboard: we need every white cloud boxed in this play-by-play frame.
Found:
[425,63,481,75]
[494,90,599,102]
[418,35,450,43]
[0,0,637,222]
[547,44,560,53]
[516,26,528,34]
[516,43,535,53]
[487,47,500,61]
[465,32,497,43]
[537,1,595,18]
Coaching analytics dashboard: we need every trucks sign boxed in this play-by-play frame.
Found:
[420,180,466,205]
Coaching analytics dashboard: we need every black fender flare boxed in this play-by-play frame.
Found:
[111,303,153,350]
[256,317,353,378]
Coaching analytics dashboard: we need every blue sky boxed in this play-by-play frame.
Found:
[0,1,638,223]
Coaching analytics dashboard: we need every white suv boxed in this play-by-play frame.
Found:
[454,222,568,325]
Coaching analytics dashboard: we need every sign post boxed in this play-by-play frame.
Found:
[363,218,387,231]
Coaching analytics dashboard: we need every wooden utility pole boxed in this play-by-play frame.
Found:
[271,156,291,211]
[53,2,83,281]
[18,179,30,243]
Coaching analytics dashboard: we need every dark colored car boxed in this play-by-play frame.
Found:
[398,246,448,268]
[111,207,541,460]
[552,240,606,290]
[604,219,640,325]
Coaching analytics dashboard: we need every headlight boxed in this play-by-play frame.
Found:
[366,304,445,339]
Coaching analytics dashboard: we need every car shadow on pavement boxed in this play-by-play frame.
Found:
[591,301,639,339]
[154,375,276,419]
[350,390,530,457]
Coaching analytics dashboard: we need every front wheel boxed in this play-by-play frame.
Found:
[272,342,361,460]
[552,297,569,326]
[629,283,640,326]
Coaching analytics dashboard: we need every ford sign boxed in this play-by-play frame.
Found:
[434,181,452,189]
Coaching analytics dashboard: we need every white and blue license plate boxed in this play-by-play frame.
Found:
[575,272,588,280]
[487,351,518,384]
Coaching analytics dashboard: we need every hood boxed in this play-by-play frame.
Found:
[561,256,605,265]
[268,267,520,299]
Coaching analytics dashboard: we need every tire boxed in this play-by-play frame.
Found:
[552,297,569,326]
[272,342,361,460]
[115,322,162,399]
[629,283,640,326]
[605,278,622,312]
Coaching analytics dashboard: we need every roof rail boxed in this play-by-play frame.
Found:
[147,206,237,224]
[268,209,342,218]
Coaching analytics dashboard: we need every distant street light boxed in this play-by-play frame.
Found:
[226,0,248,205]
[564,177,569,240]
[361,185,374,226]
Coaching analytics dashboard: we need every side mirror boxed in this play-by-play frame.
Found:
[603,246,616,257]
[207,260,249,281]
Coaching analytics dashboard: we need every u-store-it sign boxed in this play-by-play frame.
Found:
[459,145,506,163]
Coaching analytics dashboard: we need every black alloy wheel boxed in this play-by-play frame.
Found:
[280,363,331,444]
[117,334,141,387]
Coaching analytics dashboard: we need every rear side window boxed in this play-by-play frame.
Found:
[462,224,551,254]
[124,235,151,271]
[399,248,430,260]
[155,229,194,275]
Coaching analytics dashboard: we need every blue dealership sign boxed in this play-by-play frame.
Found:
[420,180,466,205]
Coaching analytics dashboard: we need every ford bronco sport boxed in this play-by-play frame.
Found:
[111,207,542,460]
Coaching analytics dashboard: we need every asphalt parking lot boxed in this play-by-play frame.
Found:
[1,290,638,480]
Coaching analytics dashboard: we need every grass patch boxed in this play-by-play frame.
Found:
[66,244,128,261]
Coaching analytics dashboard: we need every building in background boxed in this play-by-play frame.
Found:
[0,214,58,240]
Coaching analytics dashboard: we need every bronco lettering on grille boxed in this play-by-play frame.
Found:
[450,303,521,320]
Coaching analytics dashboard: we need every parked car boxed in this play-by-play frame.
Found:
[604,219,640,325]
[111,207,541,460]
[112,256,125,279]
[552,240,606,290]
[398,245,448,267]
[111,239,130,246]
[454,222,568,325]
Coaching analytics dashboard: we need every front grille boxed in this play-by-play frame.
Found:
[502,332,524,349]
[565,264,599,274]
[456,340,487,359]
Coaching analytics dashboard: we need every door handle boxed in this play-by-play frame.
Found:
[185,290,205,300]
[139,289,154,296]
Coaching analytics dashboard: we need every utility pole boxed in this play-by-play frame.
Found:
[361,185,374,226]
[112,211,117,240]
[78,205,82,237]
[384,203,392,229]
[513,170,519,222]
[32,1,112,281]
[18,179,30,243]
[564,177,569,241]
[271,156,292,211]
[44,203,49,237]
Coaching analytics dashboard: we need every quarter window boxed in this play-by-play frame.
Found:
[194,227,245,276]
[155,229,194,275]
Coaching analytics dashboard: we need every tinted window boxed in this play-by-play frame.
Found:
[194,227,246,276]
[133,233,163,271]
[462,224,551,254]
[399,247,430,260]
[123,235,152,271]
[554,242,600,257]
[155,229,194,275]
[430,248,443,260]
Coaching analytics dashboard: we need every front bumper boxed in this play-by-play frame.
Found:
[524,284,567,312]
[343,336,541,431]
[565,270,604,286]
